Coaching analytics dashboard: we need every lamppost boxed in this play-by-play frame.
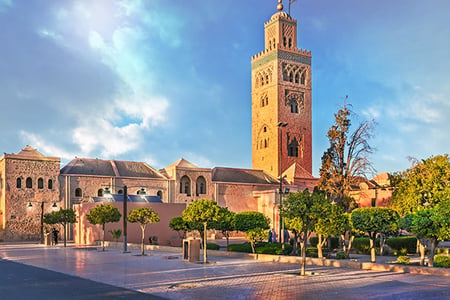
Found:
[103,185,146,253]
[27,201,58,244]
[278,122,288,245]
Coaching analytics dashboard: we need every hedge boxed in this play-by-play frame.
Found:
[206,243,220,250]
[352,237,380,254]
[385,236,417,254]
[434,256,450,268]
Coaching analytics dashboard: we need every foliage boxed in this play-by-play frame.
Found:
[109,229,122,242]
[396,256,410,265]
[86,204,121,251]
[314,203,347,257]
[169,216,189,240]
[206,243,220,250]
[43,208,77,247]
[434,256,450,268]
[352,237,379,254]
[128,207,160,256]
[309,236,339,249]
[246,228,269,253]
[182,199,220,263]
[351,207,399,262]
[233,211,270,232]
[336,250,347,259]
[227,242,253,253]
[209,207,235,247]
[318,101,376,210]
[255,243,293,255]
[391,154,450,215]
[281,189,329,275]
[385,236,417,254]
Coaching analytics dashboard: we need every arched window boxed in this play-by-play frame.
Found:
[288,38,292,48]
[283,36,287,47]
[264,139,268,148]
[75,188,82,197]
[48,179,53,190]
[98,189,104,197]
[16,178,22,189]
[265,74,269,85]
[26,177,32,188]
[196,176,207,196]
[180,175,191,196]
[289,72,293,82]
[157,190,163,200]
[301,72,306,85]
[295,73,299,84]
[290,101,298,113]
[38,178,44,189]
[117,189,123,194]
[288,138,299,157]
[263,126,267,132]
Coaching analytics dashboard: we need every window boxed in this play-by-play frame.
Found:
[26,177,32,188]
[180,175,191,196]
[38,178,44,189]
[196,176,207,196]
[288,38,292,48]
[295,73,299,84]
[288,138,299,157]
[290,102,298,113]
[263,126,267,132]
[75,188,82,197]
[48,179,53,190]
[118,189,123,194]
[157,190,163,200]
[16,178,22,189]
[283,36,287,47]
[264,139,268,148]
[98,189,104,197]
[289,72,293,82]
[301,72,306,85]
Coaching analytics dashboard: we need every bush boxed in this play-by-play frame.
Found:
[309,236,318,247]
[336,250,347,260]
[309,236,340,249]
[434,256,450,268]
[396,256,410,265]
[352,237,380,254]
[206,243,220,250]
[386,236,417,254]
[227,242,252,253]
[306,246,318,257]
[255,243,293,255]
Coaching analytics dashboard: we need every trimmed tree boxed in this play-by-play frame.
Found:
[280,189,329,275]
[43,208,77,247]
[351,207,399,262]
[210,207,235,247]
[86,204,121,251]
[169,216,189,240]
[182,199,220,263]
[127,207,160,256]
[234,211,270,253]
[314,203,347,258]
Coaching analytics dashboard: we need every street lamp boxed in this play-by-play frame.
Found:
[278,122,288,245]
[103,185,147,253]
[27,201,58,244]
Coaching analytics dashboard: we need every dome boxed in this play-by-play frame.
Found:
[269,11,291,22]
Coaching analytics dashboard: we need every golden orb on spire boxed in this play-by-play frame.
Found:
[277,0,283,11]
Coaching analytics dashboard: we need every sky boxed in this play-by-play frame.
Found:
[1,0,449,177]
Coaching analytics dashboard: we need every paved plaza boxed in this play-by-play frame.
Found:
[0,243,449,299]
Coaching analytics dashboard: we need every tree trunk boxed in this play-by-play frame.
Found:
[419,241,426,266]
[299,240,306,276]
[203,222,207,264]
[250,241,255,254]
[102,224,106,251]
[291,232,298,256]
[369,234,376,263]
[380,233,385,256]
[225,232,229,248]
[347,235,354,257]
[317,234,326,258]
[141,225,146,256]
[427,239,436,267]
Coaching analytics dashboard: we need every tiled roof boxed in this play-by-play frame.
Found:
[166,158,198,169]
[114,160,165,179]
[212,167,278,184]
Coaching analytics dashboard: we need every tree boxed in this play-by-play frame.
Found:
[127,207,160,256]
[43,208,77,247]
[280,189,329,275]
[351,207,399,262]
[318,101,376,211]
[390,154,450,215]
[209,207,235,247]
[182,199,220,263]
[169,216,189,240]
[314,203,347,258]
[109,229,122,242]
[86,204,121,251]
[234,211,270,253]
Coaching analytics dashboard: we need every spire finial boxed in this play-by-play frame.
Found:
[277,0,283,11]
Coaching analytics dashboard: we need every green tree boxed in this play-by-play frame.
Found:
[390,154,450,215]
[209,207,235,247]
[318,101,376,211]
[109,229,122,242]
[234,211,270,253]
[43,208,77,247]
[86,204,121,251]
[127,207,160,256]
[182,199,220,263]
[351,207,399,262]
[314,203,347,258]
[280,189,329,275]
[169,216,189,240]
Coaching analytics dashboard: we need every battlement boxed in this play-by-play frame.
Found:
[265,11,296,26]
[252,46,311,61]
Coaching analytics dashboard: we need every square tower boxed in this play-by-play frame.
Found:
[251,9,312,179]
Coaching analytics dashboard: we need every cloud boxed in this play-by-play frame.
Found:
[0,0,12,12]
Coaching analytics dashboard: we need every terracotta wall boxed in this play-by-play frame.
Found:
[74,202,186,247]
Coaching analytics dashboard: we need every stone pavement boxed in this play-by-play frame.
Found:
[0,243,449,299]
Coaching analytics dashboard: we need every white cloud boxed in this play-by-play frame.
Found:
[19,131,77,160]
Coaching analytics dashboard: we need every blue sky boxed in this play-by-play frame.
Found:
[1,0,449,177]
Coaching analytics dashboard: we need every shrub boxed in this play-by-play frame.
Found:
[306,246,318,258]
[399,248,408,256]
[227,242,252,253]
[352,237,380,254]
[336,250,347,260]
[255,243,293,255]
[309,236,340,249]
[434,256,450,268]
[385,236,417,254]
[396,256,410,265]
[309,236,318,247]
[206,243,220,250]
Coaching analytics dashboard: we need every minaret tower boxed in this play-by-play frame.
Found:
[251,0,312,179]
